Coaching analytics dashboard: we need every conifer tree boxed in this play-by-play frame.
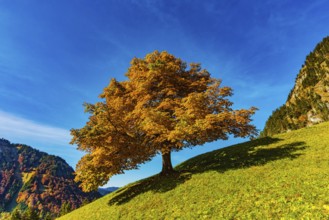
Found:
[22,207,39,220]
[10,209,21,220]
[59,201,72,216]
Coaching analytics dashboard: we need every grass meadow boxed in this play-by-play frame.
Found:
[59,122,329,219]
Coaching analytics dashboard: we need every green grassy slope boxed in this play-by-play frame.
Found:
[59,122,329,219]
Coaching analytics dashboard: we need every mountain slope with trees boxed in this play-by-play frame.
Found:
[60,121,329,219]
[262,36,329,136]
[0,138,100,219]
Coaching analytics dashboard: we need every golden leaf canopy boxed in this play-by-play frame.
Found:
[71,51,257,191]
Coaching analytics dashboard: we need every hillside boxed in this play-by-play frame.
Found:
[262,36,329,136]
[59,121,329,219]
[0,138,100,218]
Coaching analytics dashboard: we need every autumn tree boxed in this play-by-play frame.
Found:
[71,51,257,192]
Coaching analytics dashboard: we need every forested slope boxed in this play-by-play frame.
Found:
[262,36,329,136]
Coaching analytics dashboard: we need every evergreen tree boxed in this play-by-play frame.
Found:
[10,209,22,220]
[22,207,39,220]
[59,201,72,216]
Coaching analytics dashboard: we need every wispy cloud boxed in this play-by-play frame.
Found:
[0,110,71,146]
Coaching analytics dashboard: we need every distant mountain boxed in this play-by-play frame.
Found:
[0,138,100,218]
[98,187,119,196]
[262,36,329,136]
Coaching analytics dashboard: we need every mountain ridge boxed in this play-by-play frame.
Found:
[0,138,100,218]
[98,187,119,196]
[262,36,329,136]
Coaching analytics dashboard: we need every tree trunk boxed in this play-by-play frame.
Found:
[160,150,175,175]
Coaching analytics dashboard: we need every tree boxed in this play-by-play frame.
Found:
[10,209,21,220]
[22,207,39,220]
[43,212,53,220]
[59,201,72,216]
[71,51,257,192]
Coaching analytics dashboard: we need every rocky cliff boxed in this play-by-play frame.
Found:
[262,37,329,136]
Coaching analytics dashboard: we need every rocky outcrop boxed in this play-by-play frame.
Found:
[262,37,329,136]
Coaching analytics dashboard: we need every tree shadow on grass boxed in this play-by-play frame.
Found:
[107,137,307,206]
[107,171,192,205]
[176,137,307,174]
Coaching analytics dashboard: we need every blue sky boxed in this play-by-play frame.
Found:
[1,0,329,187]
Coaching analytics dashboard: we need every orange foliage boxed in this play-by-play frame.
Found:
[71,51,257,192]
